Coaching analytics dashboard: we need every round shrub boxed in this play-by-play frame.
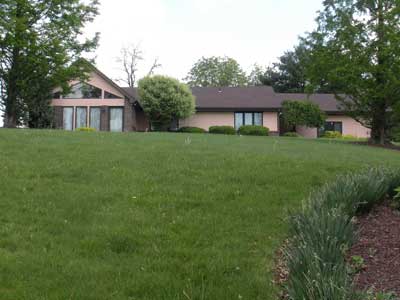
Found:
[76,127,96,132]
[283,132,300,138]
[209,126,236,135]
[178,127,206,134]
[238,125,269,136]
[323,131,342,139]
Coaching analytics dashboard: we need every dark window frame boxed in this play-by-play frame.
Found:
[104,91,122,99]
[319,121,343,136]
[234,112,263,130]
[63,82,102,99]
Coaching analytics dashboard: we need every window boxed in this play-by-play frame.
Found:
[64,83,102,99]
[104,91,122,99]
[109,107,123,132]
[234,112,263,130]
[324,121,343,134]
[90,107,101,131]
[63,107,73,131]
[53,91,61,99]
[76,107,87,129]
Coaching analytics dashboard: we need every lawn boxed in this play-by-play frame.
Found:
[0,129,399,300]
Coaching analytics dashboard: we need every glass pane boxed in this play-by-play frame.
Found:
[110,108,123,132]
[325,122,334,131]
[235,113,243,130]
[64,83,102,99]
[334,122,343,134]
[76,107,87,129]
[254,113,262,126]
[245,113,253,125]
[104,91,122,99]
[63,108,73,131]
[90,108,101,131]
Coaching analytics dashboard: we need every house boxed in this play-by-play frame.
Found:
[51,65,371,138]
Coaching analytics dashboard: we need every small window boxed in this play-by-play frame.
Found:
[64,83,102,99]
[53,91,61,99]
[104,91,122,99]
[324,121,343,134]
[234,112,263,130]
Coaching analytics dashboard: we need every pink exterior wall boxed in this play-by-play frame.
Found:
[326,115,371,138]
[296,126,318,138]
[263,112,279,132]
[180,112,234,130]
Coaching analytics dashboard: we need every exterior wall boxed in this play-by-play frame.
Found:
[263,112,279,133]
[326,115,370,138]
[296,126,318,138]
[180,112,235,131]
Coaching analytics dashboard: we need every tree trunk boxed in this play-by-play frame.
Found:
[370,104,387,144]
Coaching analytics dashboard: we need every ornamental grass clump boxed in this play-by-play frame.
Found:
[285,168,400,300]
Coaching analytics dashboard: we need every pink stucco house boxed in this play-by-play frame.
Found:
[51,65,371,138]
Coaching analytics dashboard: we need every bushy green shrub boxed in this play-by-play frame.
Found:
[285,168,400,300]
[209,126,236,135]
[238,125,269,136]
[342,134,358,140]
[323,131,342,138]
[283,132,300,137]
[76,127,96,132]
[177,127,206,134]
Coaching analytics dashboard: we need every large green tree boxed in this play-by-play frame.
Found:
[186,56,248,87]
[0,0,99,128]
[305,0,400,144]
[138,76,195,131]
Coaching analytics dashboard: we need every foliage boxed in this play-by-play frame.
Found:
[0,0,99,128]
[283,132,300,137]
[186,56,248,87]
[342,134,358,140]
[177,127,206,134]
[350,255,366,273]
[304,0,400,144]
[1,130,400,299]
[238,125,269,136]
[282,100,326,128]
[323,131,343,139]
[138,76,195,131]
[209,126,236,135]
[76,127,96,132]
[285,168,400,300]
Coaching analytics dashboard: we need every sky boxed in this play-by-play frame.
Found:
[84,0,325,85]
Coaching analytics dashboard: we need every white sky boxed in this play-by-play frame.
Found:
[84,0,324,85]
[1,0,324,127]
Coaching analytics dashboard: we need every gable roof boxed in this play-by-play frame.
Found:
[123,86,343,113]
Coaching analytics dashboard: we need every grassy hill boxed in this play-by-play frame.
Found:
[0,129,399,300]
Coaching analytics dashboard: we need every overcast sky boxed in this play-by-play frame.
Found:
[84,0,325,85]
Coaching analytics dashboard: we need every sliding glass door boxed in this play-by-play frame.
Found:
[90,107,101,131]
[109,107,123,132]
[63,107,74,131]
[75,107,87,129]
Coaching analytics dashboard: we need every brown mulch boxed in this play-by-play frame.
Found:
[349,204,400,295]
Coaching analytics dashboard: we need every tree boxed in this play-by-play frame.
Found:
[0,0,99,128]
[116,44,161,88]
[282,100,326,129]
[138,76,195,131]
[304,0,400,144]
[186,56,248,87]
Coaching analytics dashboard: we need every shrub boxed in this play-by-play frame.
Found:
[285,168,400,300]
[342,134,358,140]
[238,125,269,136]
[209,126,236,135]
[323,130,342,138]
[283,132,300,137]
[178,127,206,134]
[76,127,96,132]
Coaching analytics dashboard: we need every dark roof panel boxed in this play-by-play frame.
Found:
[122,86,344,112]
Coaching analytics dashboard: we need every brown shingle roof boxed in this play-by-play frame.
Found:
[122,86,344,113]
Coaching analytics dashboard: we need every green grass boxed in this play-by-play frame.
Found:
[0,130,399,300]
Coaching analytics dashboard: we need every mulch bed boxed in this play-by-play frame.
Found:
[349,203,400,295]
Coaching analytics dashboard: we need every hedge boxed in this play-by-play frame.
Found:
[283,132,300,138]
[322,131,342,138]
[178,127,206,134]
[209,126,236,135]
[238,125,269,136]
[285,168,400,300]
